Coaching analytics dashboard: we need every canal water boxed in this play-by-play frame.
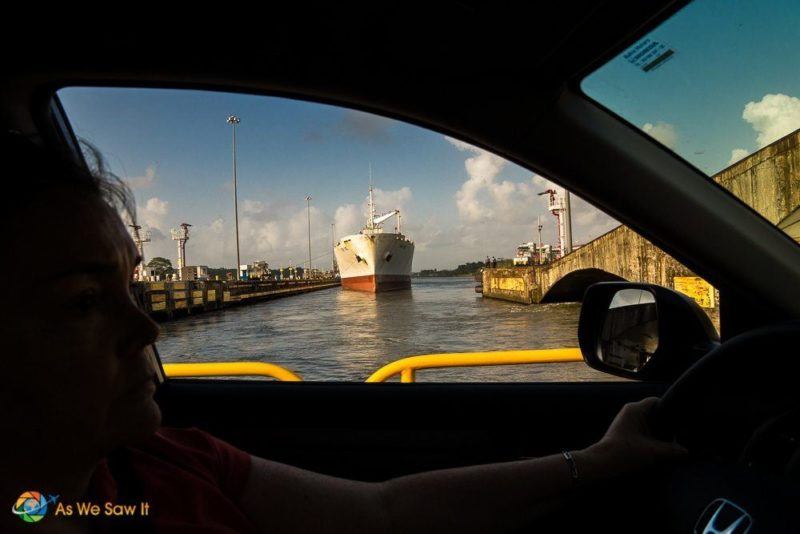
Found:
[157,278,618,382]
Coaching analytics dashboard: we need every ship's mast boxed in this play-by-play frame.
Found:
[367,163,376,231]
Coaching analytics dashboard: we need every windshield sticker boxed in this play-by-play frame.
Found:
[623,38,675,72]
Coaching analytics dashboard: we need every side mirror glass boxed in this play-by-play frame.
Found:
[579,282,719,381]
[599,289,658,373]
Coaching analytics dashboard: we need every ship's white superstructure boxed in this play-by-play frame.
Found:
[334,184,414,292]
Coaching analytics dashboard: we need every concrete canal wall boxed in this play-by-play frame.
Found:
[714,129,800,227]
[481,128,800,314]
[481,226,701,307]
[133,279,340,321]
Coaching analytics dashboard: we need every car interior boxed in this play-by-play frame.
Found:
[5,1,800,531]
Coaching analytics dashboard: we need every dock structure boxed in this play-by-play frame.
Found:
[483,127,800,320]
[133,278,339,321]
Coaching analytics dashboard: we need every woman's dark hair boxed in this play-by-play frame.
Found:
[1,131,136,222]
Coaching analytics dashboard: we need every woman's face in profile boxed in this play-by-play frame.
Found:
[1,188,161,463]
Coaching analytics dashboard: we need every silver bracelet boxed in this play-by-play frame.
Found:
[561,450,579,485]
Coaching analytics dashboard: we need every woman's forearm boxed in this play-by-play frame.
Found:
[243,447,601,534]
[240,399,685,534]
[378,446,606,534]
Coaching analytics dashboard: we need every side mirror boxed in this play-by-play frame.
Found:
[579,282,719,381]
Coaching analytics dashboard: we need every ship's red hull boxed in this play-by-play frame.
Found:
[340,274,411,292]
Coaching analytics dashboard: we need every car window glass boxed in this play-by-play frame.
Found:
[58,87,718,382]
[582,0,800,243]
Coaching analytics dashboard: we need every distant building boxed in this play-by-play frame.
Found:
[142,265,159,281]
[179,266,196,281]
[195,265,209,280]
[512,242,559,266]
[248,261,271,280]
[513,242,536,266]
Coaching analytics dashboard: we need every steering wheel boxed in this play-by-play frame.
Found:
[654,321,800,461]
[541,322,800,533]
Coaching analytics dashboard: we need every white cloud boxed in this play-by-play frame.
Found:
[137,197,170,241]
[144,197,168,215]
[334,204,360,237]
[448,136,508,221]
[441,135,619,268]
[728,148,750,166]
[642,122,678,149]
[125,165,156,189]
[180,201,346,271]
[373,186,411,213]
[139,143,621,271]
[742,93,800,148]
[242,199,264,214]
[569,195,619,243]
[447,136,558,226]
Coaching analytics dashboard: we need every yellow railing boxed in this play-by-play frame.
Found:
[366,348,583,382]
[162,362,303,382]
[162,348,583,383]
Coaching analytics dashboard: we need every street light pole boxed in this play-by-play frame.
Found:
[227,115,241,280]
[331,222,337,273]
[305,195,312,279]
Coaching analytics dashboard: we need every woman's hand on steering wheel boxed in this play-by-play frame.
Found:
[575,397,688,481]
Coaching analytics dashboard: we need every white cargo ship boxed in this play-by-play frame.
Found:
[334,185,414,292]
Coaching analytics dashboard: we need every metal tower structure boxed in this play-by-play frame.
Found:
[538,188,573,258]
[129,224,151,280]
[171,223,192,277]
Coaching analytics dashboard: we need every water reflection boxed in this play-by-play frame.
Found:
[157,278,617,382]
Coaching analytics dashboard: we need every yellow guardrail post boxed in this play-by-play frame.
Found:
[366,348,583,383]
[163,362,302,381]
[400,368,416,383]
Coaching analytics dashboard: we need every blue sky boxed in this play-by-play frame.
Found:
[583,0,800,174]
[57,0,800,271]
[59,88,615,270]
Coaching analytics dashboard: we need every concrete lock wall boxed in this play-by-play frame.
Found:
[134,278,340,321]
[714,129,800,227]
[481,127,800,325]
[482,268,538,304]
[535,226,695,301]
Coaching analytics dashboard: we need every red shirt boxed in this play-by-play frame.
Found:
[88,427,257,533]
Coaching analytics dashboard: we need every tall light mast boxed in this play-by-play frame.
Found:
[305,195,312,278]
[171,223,192,279]
[536,216,543,264]
[227,115,242,280]
[129,224,151,280]
[331,222,337,274]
